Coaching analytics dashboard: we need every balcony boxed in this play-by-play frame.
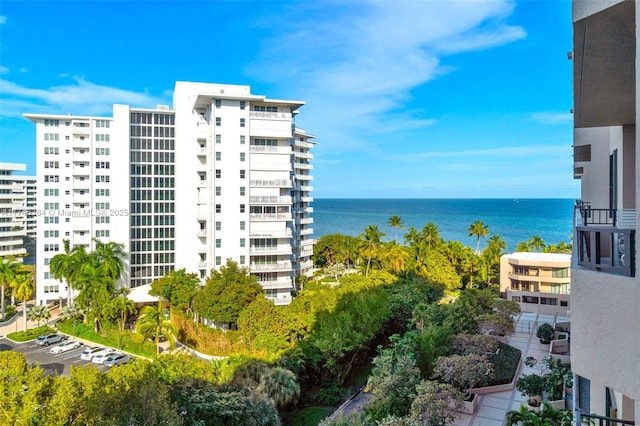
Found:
[293,140,313,149]
[250,262,292,272]
[249,195,291,204]
[249,111,292,120]
[249,213,291,221]
[249,245,292,255]
[574,203,636,277]
[250,229,292,238]
[294,163,313,170]
[72,124,90,135]
[250,179,292,188]
[249,145,291,154]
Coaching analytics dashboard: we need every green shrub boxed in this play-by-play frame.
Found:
[1,305,17,322]
[56,319,156,358]
[7,325,55,342]
[490,342,522,385]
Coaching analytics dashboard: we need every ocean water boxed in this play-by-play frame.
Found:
[311,199,574,253]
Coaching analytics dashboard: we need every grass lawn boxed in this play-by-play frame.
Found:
[285,406,335,426]
[56,320,157,358]
[7,326,56,342]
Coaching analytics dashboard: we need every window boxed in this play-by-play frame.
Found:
[44,216,59,224]
[95,230,110,238]
[560,300,568,307]
[216,152,221,161]
[215,169,221,179]
[552,268,569,278]
[95,189,110,196]
[215,221,221,231]
[95,147,110,155]
[216,135,221,144]
[215,187,221,196]
[95,134,110,142]
[240,118,245,127]
[239,187,245,196]
[240,170,245,179]
[240,152,245,162]
[44,189,59,196]
[240,135,245,144]
[240,238,245,248]
[240,221,245,230]
[44,161,59,169]
[44,119,60,127]
[240,101,246,110]
[215,256,222,266]
[96,120,110,128]
[266,289,278,298]
[240,204,245,213]
[215,204,221,213]
[216,117,221,126]
[216,239,221,248]
[95,161,110,169]
[215,99,221,108]
[240,255,245,265]
[96,216,110,224]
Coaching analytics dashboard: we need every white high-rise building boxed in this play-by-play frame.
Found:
[0,162,34,261]
[25,81,316,306]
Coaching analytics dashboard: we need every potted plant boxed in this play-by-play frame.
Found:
[536,323,554,344]
[516,374,545,407]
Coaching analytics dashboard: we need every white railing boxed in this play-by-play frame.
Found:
[249,245,292,254]
[250,179,292,187]
[249,196,292,204]
[294,140,313,149]
[249,213,291,221]
[295,163,313,170]
[249,145,291,154]
[250,262,292,272]
[249,111,292,120]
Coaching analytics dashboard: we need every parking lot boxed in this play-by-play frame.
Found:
[0,337,113,376]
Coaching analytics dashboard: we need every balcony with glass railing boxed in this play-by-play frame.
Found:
[574,201,636,277]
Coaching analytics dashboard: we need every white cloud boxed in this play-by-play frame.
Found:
[0,66,8,74]
[19,68,27,73]
[0,16,6,25]
[250,0,526,151]
[0,77,169,117]
[530,112,573,124]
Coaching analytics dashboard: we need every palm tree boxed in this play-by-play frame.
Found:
[257,367,300,408]
[0,258,20,319]
[92,239,126,282]
[107,288,136,331]
[421,222,440,249]
[136,301,178,354]
[50,239,75,305]
[74,263,115,333]
[403,226,421,246]
[385,242,408,275]
[483,234,507,284]
[27,305,51,327]
[468,220,489,254]
[527,235,546,252]
[359,225,385,277]
[61,302,83,335]
[13,267,35,332]
[387,215,404,243]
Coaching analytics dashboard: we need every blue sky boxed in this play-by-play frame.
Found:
[0,0,576,198]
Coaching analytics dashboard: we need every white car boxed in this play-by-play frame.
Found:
[80,347,103,361]
[91,349,120,365]
[49,340,82,354]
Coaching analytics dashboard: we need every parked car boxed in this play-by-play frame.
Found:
[91,349,120,365]
[80,347,104,361]
[49,340,82,354]
[36,334,64,346]
[103,354,130,367]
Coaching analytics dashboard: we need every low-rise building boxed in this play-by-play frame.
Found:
[500,252,571,316]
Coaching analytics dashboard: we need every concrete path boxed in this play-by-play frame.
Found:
[453,312,567,426]
[0,304,63,338]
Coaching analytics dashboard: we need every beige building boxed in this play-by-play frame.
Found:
[571,1,639,424]
[500,252,571,316]
[0,162,34,261]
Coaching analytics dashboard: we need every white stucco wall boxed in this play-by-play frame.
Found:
[571,269,640,401]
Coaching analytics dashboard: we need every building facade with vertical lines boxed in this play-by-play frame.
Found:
[25,81,316,306]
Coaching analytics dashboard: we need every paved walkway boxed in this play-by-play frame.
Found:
[0,304,63,339]
[453,312,567,426]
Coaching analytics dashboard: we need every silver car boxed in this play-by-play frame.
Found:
[91,349,119,365]
[80,347,103,360]
[49,340,82,354]
[103,354,130,367]
[36,334,63,346]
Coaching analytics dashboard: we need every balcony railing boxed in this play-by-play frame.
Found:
[578,412,634,426]
[574,202,636,277]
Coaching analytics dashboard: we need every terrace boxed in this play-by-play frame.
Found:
[574,201,636,277]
